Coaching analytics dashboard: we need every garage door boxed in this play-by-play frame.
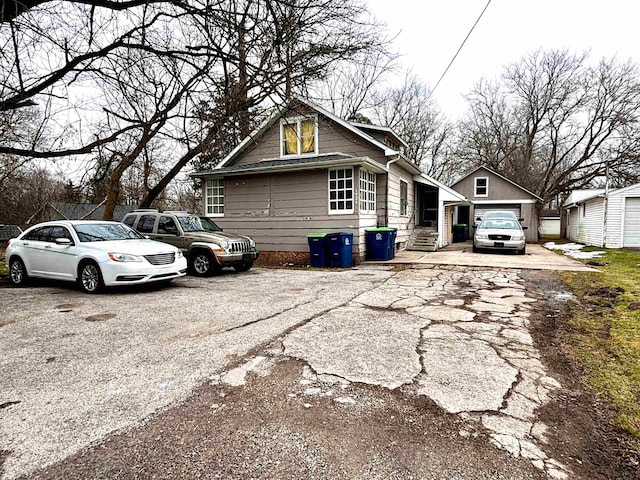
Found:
[623,197,640,247]
[474,204,521,222]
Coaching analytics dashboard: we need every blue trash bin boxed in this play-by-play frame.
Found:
[365,228,395,260]
[326,232,353,268]
[307,233,328,267]
[390,228,397,259]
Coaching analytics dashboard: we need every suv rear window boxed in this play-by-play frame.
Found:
[122,216,135,228]
[137,215,156,233]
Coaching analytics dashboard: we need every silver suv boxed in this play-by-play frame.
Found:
[122,210,259,276]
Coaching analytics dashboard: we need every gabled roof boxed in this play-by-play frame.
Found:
[563,182,640,207]
[414,173,469,203]
[451,166,543,201]
[349,122,409,149]
[216,97,402,169]
[563,189,606,207]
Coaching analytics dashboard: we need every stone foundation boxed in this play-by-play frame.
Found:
[256,251,362,267]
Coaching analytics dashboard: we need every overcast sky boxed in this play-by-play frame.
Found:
[366,0,640,119]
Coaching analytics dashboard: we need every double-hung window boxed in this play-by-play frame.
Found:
[281,116,317,156]
[474,177,489,197]
[328,168,353,214]
[400,180,408,216]
[359,170,376,213]
[205,178,224,216]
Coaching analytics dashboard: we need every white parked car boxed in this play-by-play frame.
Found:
[473,218,527,255]
[5,220,187,293]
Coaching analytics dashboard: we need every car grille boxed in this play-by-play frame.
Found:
[144,252,175,265]
[229,241,252,253]
[488,234,511,241]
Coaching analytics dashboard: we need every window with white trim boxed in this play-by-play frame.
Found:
[400,180,408,216]
[474,177,488,197]
[281,116,317,156]
[205,178,224,216]
[328,168,353,214]
[359,169,376,213]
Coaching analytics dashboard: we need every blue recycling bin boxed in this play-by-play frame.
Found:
[326,232,353,268]
[390,228,397,259]
[307,233,328,267]
[366,228,395,260]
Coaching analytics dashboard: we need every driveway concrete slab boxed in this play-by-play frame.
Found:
[373,243,598,272]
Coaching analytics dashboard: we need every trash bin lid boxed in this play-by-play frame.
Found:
[365,227,395,232]
[307,232,327,237]
[454,224,468,227]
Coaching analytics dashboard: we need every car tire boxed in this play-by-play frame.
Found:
[189,251,219,276]
[234,261,253,272]
[78,261,104,294]
[9,257,29,286]
[518,246,526,255]
[472,244,479,253]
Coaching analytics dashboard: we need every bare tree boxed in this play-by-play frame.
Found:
[369,74,461,182]
[458,49,640,200]
[0,0,386,217]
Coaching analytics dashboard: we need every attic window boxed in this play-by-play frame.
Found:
[281,116,317,156]
[474,177,489,197]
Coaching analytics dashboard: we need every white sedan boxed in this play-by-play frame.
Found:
[5,220,187,293]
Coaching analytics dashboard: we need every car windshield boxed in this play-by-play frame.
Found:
[479,219,521,230]
[484,212,516,219]
[74,223,143,242]
[178,216,222,233]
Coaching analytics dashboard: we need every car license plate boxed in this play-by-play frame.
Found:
[242,253,254,262]
[494,242,504,248]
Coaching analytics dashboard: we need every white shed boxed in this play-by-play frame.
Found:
[564,184,640,248]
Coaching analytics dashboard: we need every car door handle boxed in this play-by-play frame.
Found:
[45,245,52,249]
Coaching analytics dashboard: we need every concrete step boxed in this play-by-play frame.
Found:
[406,244,438,252]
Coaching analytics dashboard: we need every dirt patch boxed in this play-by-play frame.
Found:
[25,359,546,480]
[521,270,640,479]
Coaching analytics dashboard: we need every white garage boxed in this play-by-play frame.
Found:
[564,184,640,248]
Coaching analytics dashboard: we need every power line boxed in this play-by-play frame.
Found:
[427,0,493,103]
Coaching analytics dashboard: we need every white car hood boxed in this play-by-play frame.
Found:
[85,239,178,255]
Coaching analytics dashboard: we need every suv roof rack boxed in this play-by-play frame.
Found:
[163,210,191,214]
[132,209,159,212]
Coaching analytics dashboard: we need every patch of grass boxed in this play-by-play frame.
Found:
[0,258,7,276]
[560,248,640,439]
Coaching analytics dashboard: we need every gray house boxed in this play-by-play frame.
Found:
[192,98,467,264]
[450,166,542,242]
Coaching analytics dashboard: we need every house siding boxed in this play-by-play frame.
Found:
[234,110,388,166]
[565,185,640,248]
[451,168,534,201]
[207,169,386,258]
[580,197,605,246]
[386,162,415,246]
[567,207,579,242]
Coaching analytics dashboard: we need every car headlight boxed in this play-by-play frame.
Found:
[108,252,143,262]
[218,239,229,249]
[475,233,489,240]
[511,234,524,241]
[175,250,184,258]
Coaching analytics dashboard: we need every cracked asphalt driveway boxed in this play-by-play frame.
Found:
[0,265,602,479]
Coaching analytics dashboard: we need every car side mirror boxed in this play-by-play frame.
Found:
[518,218,524,222]
[522,226,528,230]
[475,217,482,221]
[472,225,478,230]
[55,237,72,245]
